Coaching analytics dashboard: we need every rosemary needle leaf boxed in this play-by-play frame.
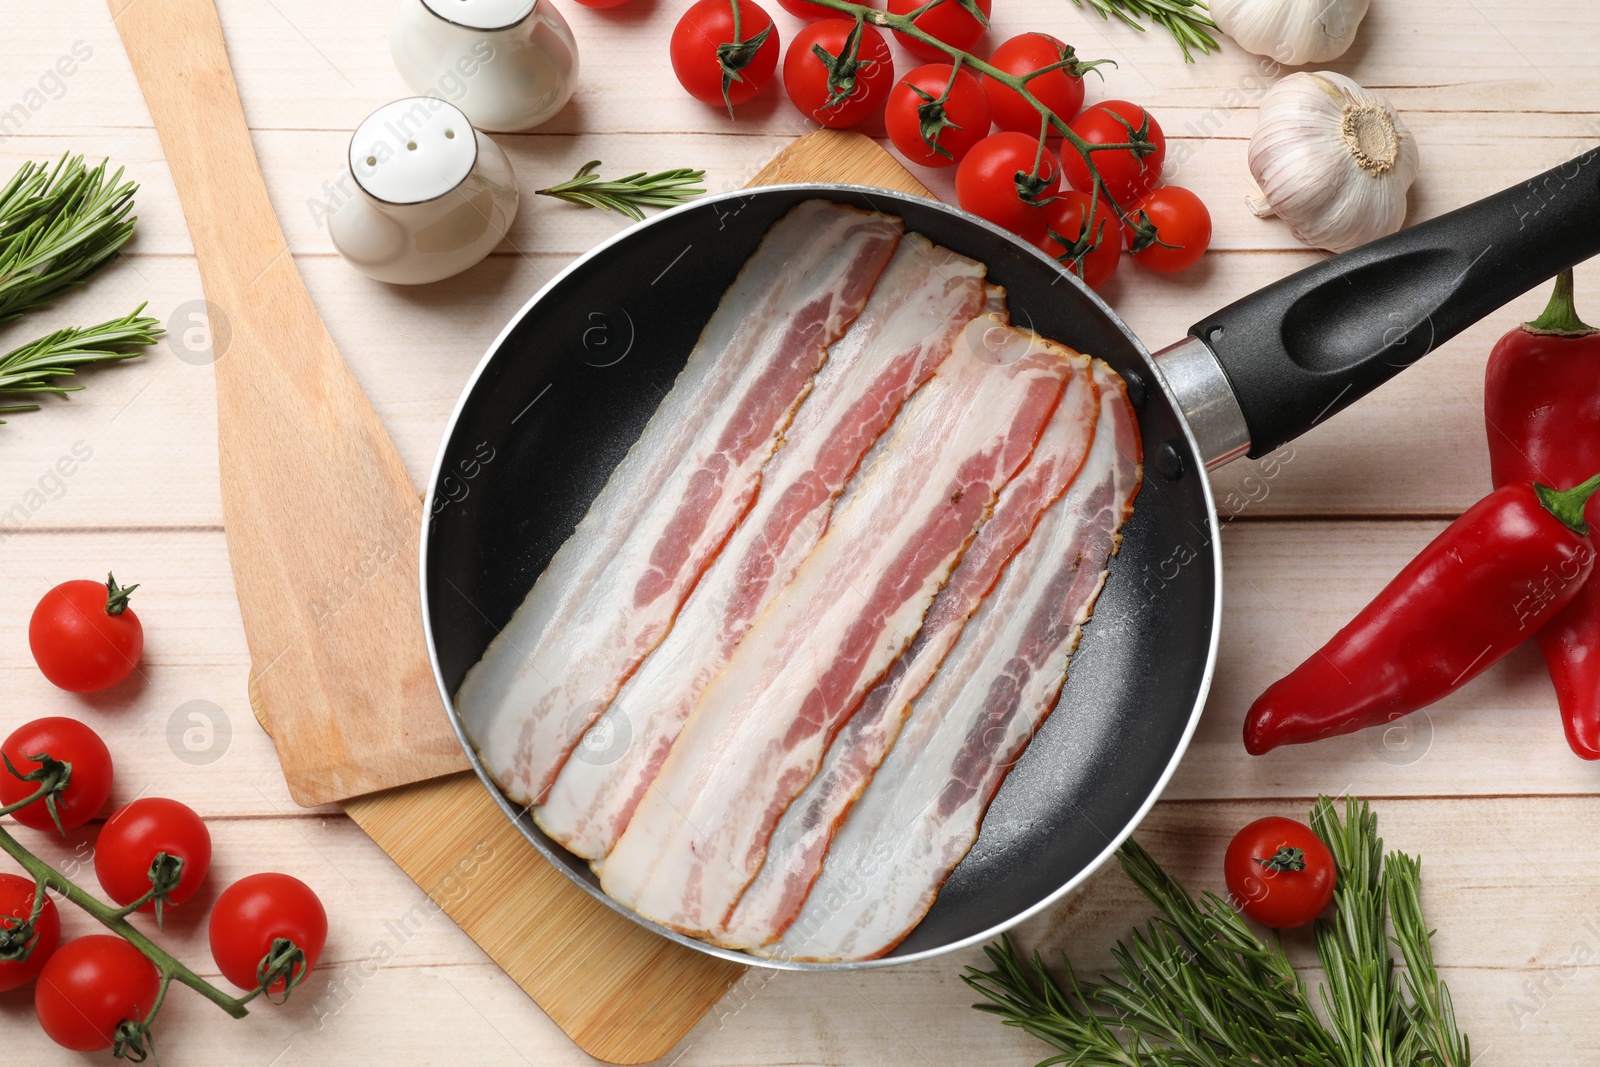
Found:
[0,306,162,423]
[0,155,140,324]
[537,160,708,222]
[966,795,1470,1067]
[1066,0,1220,62]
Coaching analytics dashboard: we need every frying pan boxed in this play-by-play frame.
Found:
[421,152,1600,970]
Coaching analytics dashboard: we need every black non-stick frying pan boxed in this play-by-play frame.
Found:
[421,151,1600,969]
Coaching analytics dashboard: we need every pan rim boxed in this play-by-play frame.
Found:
[418,182,1224,971]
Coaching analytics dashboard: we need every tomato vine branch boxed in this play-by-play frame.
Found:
[0,779,255,1024]
[803,0,1159,235]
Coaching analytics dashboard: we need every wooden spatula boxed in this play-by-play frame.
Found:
[109,0,923,1054]
[108,0,466,806]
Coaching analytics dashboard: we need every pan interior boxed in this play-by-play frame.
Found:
[423,186,1217,966]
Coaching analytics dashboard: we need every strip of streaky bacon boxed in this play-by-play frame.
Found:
[534,235,991,859]
[716,337,1099,950]
[455,201,903,807]
[599,314,1074,937]
[765,360,1141,963]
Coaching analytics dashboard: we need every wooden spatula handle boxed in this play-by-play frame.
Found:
[110,0,467,804]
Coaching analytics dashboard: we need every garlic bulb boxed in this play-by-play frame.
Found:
[1247,72,1419,254]
[1211,0,1369,66]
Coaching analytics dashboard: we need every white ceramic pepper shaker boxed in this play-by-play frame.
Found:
[391,0,579,133]
[329,98,519,285]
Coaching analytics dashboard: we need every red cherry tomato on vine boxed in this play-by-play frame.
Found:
[783,19,894,129]
[884,63,991,168]
[1032,191,1120,291]
[35,935,160,1053]
[0,871,59,991]
[30,574,143,693]
[1223,816,1337,929]
[670,0,781,110]
[94,798,212,915]
[983,33,1087,134]
[0,717,113,833]
[778,0,851,17]
[1121,185,1211,273]
[956,131,1060,241]
[210,873,328,994]
[1060,100,1166,205]
[886,0,989,62]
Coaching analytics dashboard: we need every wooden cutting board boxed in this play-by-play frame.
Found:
[108,0,932,1053]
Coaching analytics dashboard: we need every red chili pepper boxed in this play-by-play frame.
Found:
[1243,474,1600,755]
[1485,270,1600,758]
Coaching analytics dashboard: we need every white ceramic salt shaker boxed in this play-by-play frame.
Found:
[329,98,520,285]
[391,0,579,133]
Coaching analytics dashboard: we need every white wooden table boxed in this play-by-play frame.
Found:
[2,1,1597,1062]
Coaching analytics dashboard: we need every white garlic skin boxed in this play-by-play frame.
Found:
[1248,71,1420,254]
[1211,0,1370,66]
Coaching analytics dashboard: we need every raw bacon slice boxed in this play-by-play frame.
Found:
[599,315,1074,937]
[534,236,991,858]
[767,360,1141,962]
[455,201,903,806]
[717,343,1099,950]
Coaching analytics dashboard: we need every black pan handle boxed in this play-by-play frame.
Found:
[1189,150,1600,458]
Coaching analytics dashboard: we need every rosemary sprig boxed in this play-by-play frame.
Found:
[536,160,709,222]
[964,795,1469,1067]
[1067,0,1220,62]
[0,307,162,420]
[0,155,139,323]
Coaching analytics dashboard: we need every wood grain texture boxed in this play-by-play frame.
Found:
[107,0,465,804]
[5,0,1599,1063]
[341,777,744,1064]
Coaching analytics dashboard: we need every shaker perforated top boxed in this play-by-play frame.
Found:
[348,98,478,205]
[420,0,537,30]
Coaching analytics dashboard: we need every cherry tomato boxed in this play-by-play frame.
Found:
[884,63,991,168]
[956,131,1060,241]
[1122,185,1212,274]
[983,33,1086,134]
[886,0,989,62]
[35,935,160,1053]
[1223,816,1337,929]
[29,574,143,693]
[94,798,212,916]
[1032,191,1120,291]
[778,0,850,17]
[783,19,894,129]
[670,0,781,111]
[0,871,59,991]
[210,873,328,994]
[1060,100,1167,205]
[0,717,113,833]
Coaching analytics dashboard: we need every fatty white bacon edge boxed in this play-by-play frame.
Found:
[599,315,1074,936]
[455,201,902,806]
[716,341,1099,950]
[766,360,1141,963]
[535,236,990,859]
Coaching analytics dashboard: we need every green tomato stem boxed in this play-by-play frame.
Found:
[803,0,1155,228]
[0,785,251,1021]
[804,0,1115,180]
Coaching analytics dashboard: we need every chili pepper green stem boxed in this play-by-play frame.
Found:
[1527,269,1597,336]
[1536,471,1600,536]
[0,786,250,1020]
